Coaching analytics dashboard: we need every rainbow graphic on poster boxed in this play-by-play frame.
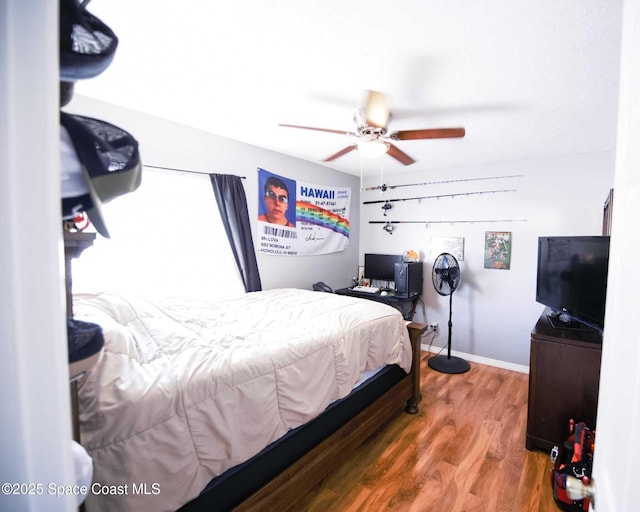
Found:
[295,201,349,237]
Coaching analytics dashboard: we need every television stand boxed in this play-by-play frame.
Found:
[526,308,602,451]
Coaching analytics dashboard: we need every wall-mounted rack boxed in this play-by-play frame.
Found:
[365,174,524,192]
[363,189,517,216]
[363,189,516,205]
[371,218,528,235]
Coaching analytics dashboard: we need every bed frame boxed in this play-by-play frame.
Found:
[179,322,425,512]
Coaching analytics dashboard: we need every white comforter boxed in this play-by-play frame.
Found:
[73,288,411,512]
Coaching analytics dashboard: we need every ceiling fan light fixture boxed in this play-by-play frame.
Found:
[279,90,464,166]
[357,139,389,158]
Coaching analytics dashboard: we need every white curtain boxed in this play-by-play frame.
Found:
[72,168,244,298]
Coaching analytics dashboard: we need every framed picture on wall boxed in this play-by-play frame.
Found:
[430,237,465,261]
[484,231,511,269]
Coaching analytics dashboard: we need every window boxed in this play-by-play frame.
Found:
[72,168,244,298]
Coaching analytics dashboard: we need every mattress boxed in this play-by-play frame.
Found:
[182,363,409,512]
[73,288,412,512]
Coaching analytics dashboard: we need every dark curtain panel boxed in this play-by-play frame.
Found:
[209,173,262,292]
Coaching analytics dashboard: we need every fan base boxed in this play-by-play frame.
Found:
[428,355,470,374]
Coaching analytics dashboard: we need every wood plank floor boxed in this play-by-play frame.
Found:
[294,351,560,512]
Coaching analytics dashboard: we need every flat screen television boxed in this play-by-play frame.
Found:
[536,236,610,331]
[364,253,403,281]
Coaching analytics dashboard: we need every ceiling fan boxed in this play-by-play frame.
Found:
[279,90,466,166]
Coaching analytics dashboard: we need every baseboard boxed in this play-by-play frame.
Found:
[421,344,529,374]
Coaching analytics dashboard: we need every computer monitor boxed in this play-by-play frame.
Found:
[364,253,403,281]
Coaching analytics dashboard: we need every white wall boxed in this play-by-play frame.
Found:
[360,153,614,366]
[1,2,77,510]
[66,95,361,293]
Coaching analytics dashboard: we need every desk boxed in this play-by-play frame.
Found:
[334,287,421,321]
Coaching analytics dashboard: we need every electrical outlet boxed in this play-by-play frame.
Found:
[428,323,438,333]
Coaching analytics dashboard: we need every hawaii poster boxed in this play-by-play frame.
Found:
[257,168,351,256]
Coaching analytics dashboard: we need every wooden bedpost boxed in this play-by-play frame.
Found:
[405,322,426,414]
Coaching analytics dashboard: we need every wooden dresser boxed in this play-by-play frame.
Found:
[526,309,602,452]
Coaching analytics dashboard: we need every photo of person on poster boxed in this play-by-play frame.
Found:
[258,175,295,227]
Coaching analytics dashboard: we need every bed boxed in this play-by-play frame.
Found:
[73,288,423,512]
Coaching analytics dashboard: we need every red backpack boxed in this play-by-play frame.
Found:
[550,420,595,512]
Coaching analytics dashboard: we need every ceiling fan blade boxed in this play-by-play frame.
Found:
[324,145,357,162]
[365,90,390,128]
[387,143,416,166]
[389,127,466,141]
[278,124,353,136]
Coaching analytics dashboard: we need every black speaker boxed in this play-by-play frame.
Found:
[394,262,423,297]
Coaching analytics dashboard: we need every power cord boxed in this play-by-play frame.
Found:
[421,328,443,361]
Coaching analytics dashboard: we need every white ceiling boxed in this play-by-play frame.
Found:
[77,0,624,176]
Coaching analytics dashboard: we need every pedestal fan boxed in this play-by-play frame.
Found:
[428,252,470,374]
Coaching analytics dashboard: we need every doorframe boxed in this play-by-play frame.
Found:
[592,0,640,510]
